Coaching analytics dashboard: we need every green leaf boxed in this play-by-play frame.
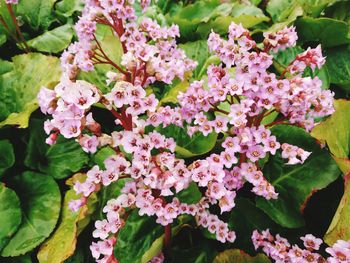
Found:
[256,126,340,228]
[264,4,303,33]
[311,100,350,174]
[98,179,130,219]
[273,46,330,89]
[17,0,57,30]
[0,59,13,75]
[27,24,74,53]
[0,33,6,47]
[140,221,189,263]
[197,4,269,37]
[325,1,350,24]
[0,140,15,177]
[37,189,89,263]
[78,25,124,93]
[229,198,281,254]
[273,46,304,72]
[1,255,33,263]
[266,0,297,22]
[213,249,271,263]
[44,137,89,179]
[170,237,217,263]
[159,79,189,105]
[0,53,61,128]
[24,120,89,179]
[92,146,116,169]
[267,0,335,22]
[0,184,22,252]
[55,0,84,17]
[156,124,218,158]
[175,182,202,204]
[324,174,350,245]
[179,40,209,78]
[295,17,350,48]
[168,0,221,39]
[114,210,163,263]
[325,45,350,91]
[1,172,61,257]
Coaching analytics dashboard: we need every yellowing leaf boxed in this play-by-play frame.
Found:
[213,249,271,263]
[311,100,350,174]
[37,189,87,263]
[324,173,350,245]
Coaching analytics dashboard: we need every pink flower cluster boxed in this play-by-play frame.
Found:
[61,0,196,83]
[252,229,350,263]
[38,78,101,144]
[5,0,18,4]
[37,3,337,261]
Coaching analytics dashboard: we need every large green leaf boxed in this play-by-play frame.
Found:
[170,237,217,263]
[78,25,124,94]
[295,17,350,48]
[0,53,61,128]
[229,198,281,254]
[213,249,271,263]
[44,137,89,179]
[179,40,209,79]
[256,126,340,228]
[267,0,336,22]
[27,24,74,53]
[198,4,269,36]
[17,0,57,30]
[175,182,202,204]
[24,120,89,179]
[0,140,15,177]
[311,100,350,174]
[0,184,22,252]
[325,45,350,91]
[324,173,350,245]
[55,0,84,17]
[273,46,330,89]
[159,79,190,105]
[156,124,218,158]
[114,210,163,263]
[1,172,61,257]
[37,189,88,263]
[325,1,350,24]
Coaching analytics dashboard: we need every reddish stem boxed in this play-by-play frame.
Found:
[163,224,172,257]
[6,4,30,52]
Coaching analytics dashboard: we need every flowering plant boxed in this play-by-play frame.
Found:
[1,0,350,262]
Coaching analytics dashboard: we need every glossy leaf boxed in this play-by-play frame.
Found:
[114,210,163,263]
[43,136,89,179]
[324,173,350,245]
[0,184,22,252]
[311,100,350,174]
[325,1,350,24]
[0,140,15,177]
[1,172,61,257]
[27,24,74,53]
[256,126,340,228]
[0,53,61,128]
[92,146,116,169]
[295,17,350,48]
[175,182,202,204]
[179,40,209,78]
[17,0,57,30]
[159,79,189,105]
[229,198,281,254]
[156,124,218,158]
[325,45,350,91]
[37,189,88,263]
[213,249,271,263]
[55,0,84,17]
